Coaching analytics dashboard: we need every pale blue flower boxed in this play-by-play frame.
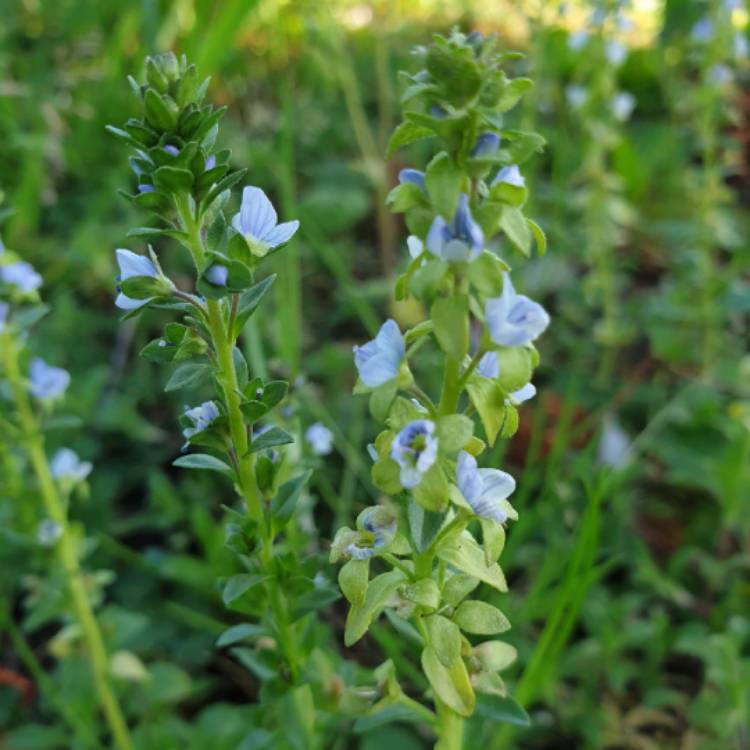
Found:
[114,248,159,310]
[407,235,423,259]
[492,165,525,188]
[605,39,627,67]
[456,450,516,524]
[391,419,438,489]
[426,193,484,262]
[353,319,405,387]
[611,92,636,121]
[477,351,500,379]
[183,401,220,441]
[598,416,631,468]
[305,422,334,456]
[398,169,425,191]
[29,357,70,399]
[735,33,749,59]
[0,302,8,331]
[231,186,299,257]
[37,519,63,546]
[1,261,42,293]
[137,184,155,194]
[472,132,501,157]
[163,145,180,156]
[50,448,93,483]
[708,64,733,86]
[345,507,397,560]
[205,155,217,170]
[205,264,228,286]
[508,382,536,405]
[568,30,589,51]
[691,17,713,43]
[486,273,550,347]
[566,85,588,109]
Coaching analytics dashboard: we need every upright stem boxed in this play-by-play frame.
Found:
[438,357,462,416]
[175,195,300,683]
[0,333,133,750]
[435,700,464,750]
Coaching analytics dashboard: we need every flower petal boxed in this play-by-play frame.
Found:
[264,219,300,248]
[115,248,157,280]
[238,186,277,240]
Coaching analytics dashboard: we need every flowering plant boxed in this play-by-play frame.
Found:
[0,239,133,749]
[107,53,338,740]
[331,31,550,748]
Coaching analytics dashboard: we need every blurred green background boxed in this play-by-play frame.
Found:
[1,1,749,748]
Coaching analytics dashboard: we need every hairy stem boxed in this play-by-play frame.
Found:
[1,333,133,750]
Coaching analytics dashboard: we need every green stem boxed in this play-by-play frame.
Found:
[175,195,300,683]
[438,357,462,416]
[1,333,133,750]
[435,700,464,750]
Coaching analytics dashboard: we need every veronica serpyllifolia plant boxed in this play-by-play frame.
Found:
[0,242,133,750]
[107,53,337,737]
[331,30,549,749]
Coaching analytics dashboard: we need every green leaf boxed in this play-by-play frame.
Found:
[402,578,440,611]
[425,614,461,667]
[500,404,519,439]
[173,454,232,474]
[372,457,403,495]
[466,251,507,297]
[411,257,448,299]
[466,377,506,446]
[222,574,268,606]
[527,218,547,255]
[438,533,508,591]
[421,647,475,717]
[413,462,450,512]
[261,380,288,409]
[500,205,532,256]
[143,88,178,130]
[369,378,398,421]
[481,518,506,565]
[387,121,435,155]
[473,641,517,673]
[240,401,268,422]
[233,275,276,336]
[216,623,265,648]
[407,500,447,553]
[496,78,533,112]
[426,41,482,106]
[270,471,311,527]
[247,426,293,453]
[497,347,532,392]
[164,363,210,392]
[436,414,474,453]
[425,152,463,219]
[431,294,469,361]
[153,165,194,192]
[442,573,480,607]
[202,167,248,212]
[344,569,406,646]
[502,130,546,165]
[339,559,369,606]
[386,182,426,212]
[474,693,530,726]
[279,685,316,750]
[453,600,511,635]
